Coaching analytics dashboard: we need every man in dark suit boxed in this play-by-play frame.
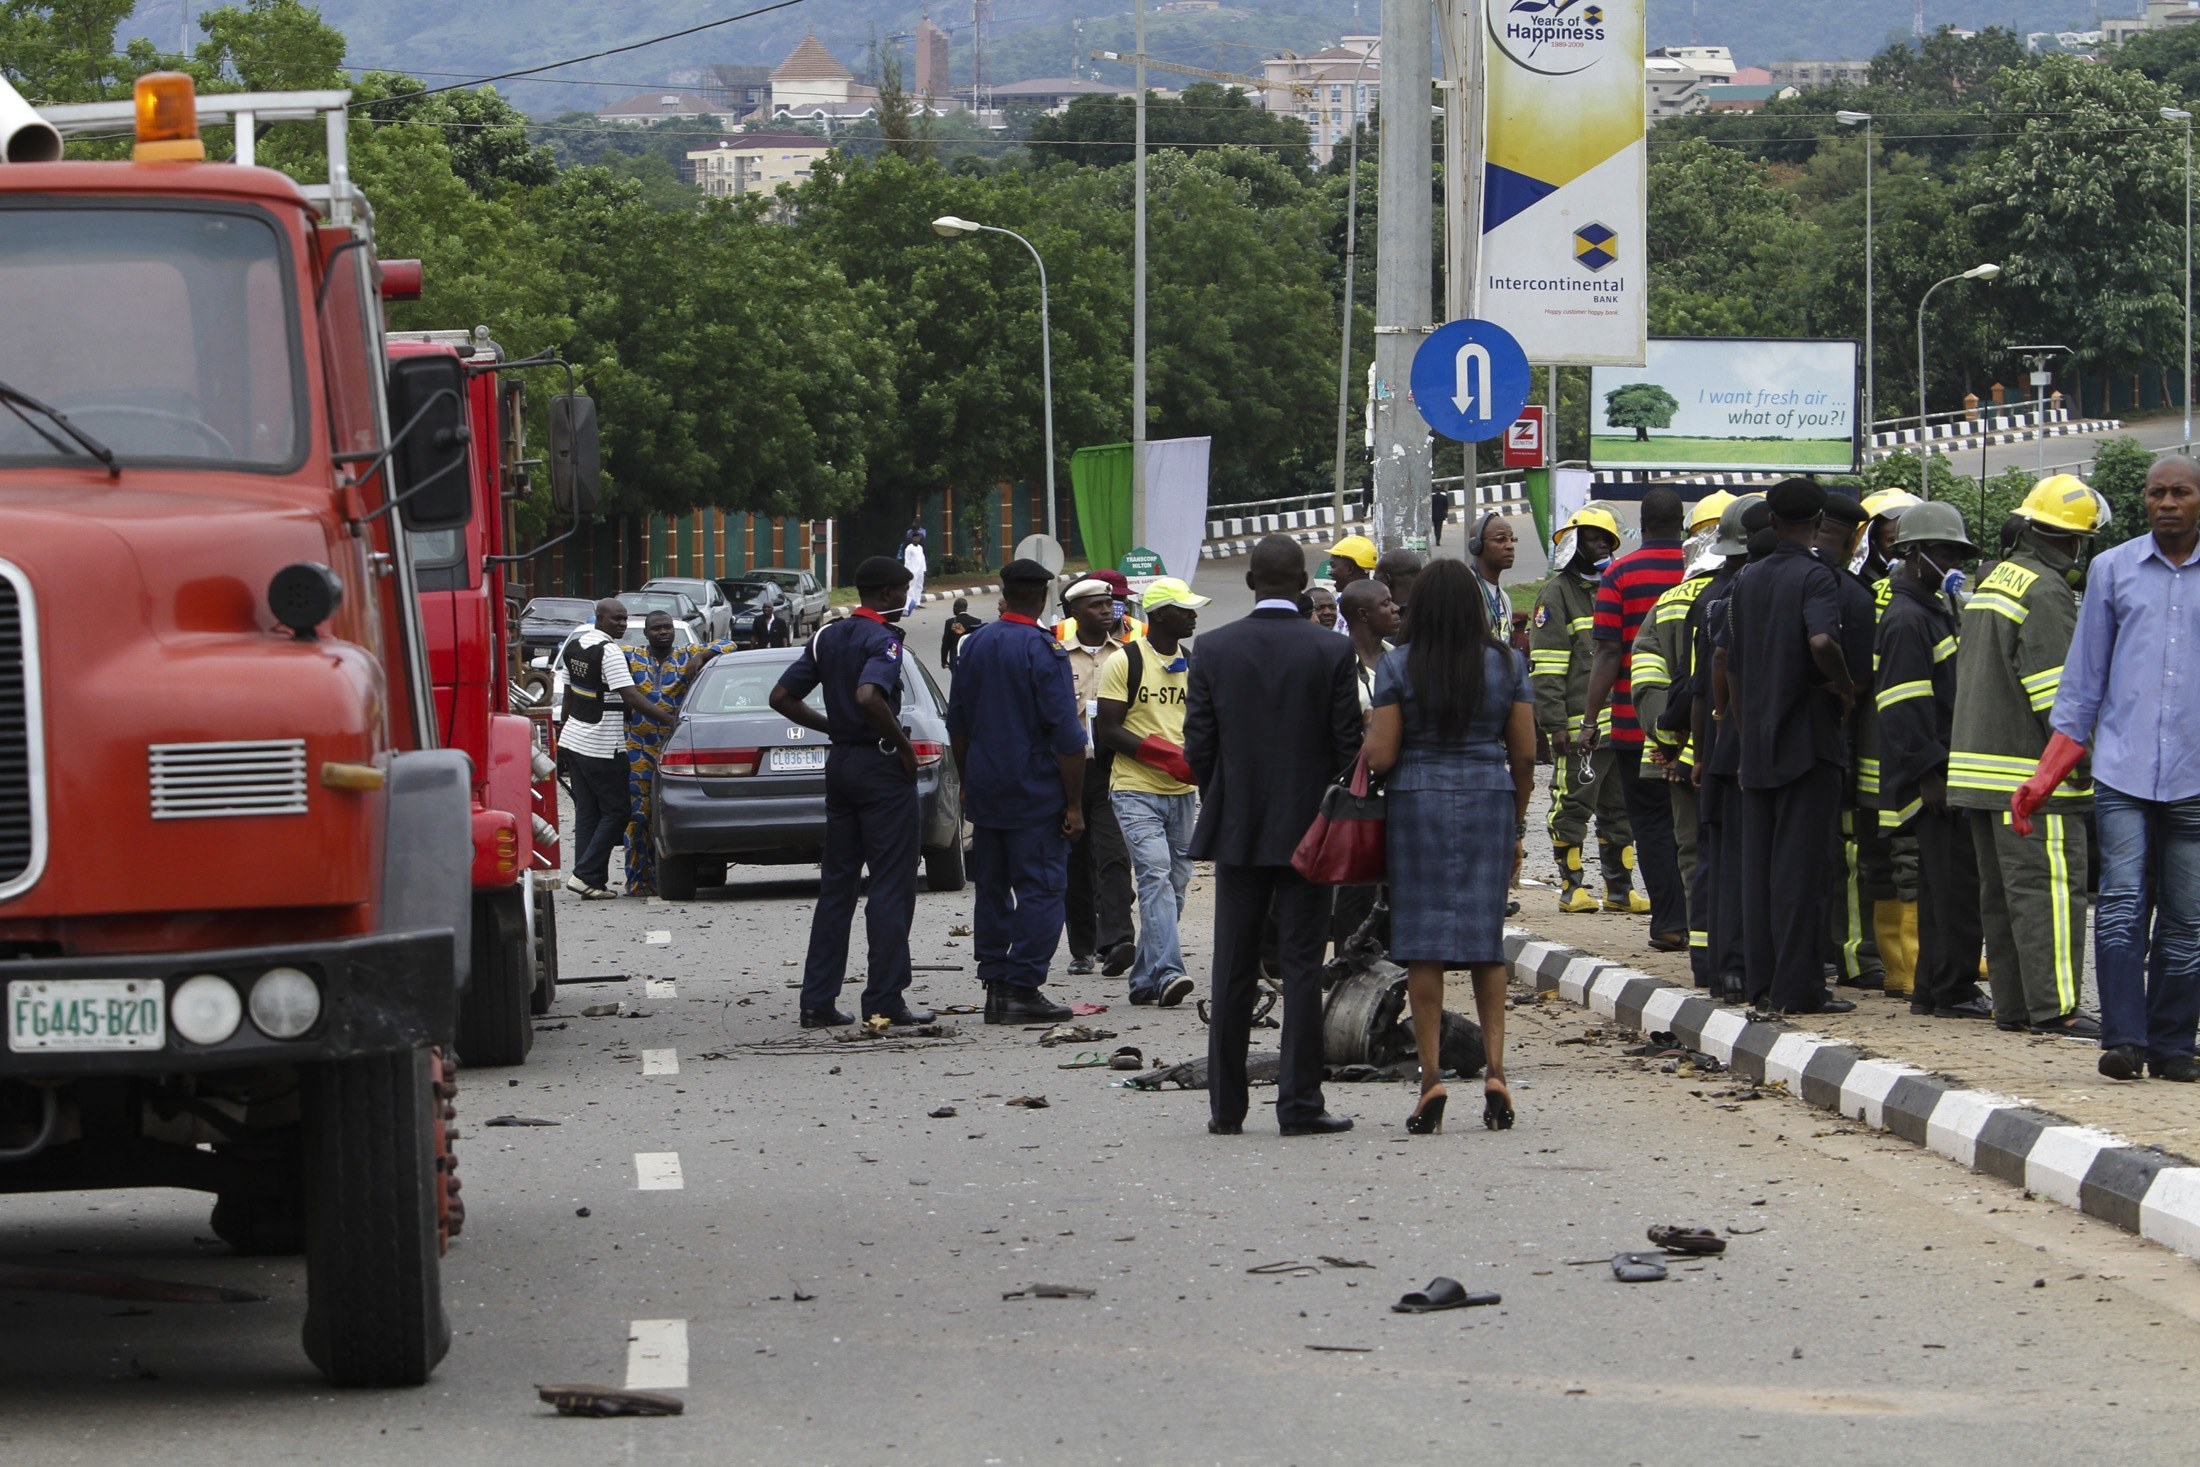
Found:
[1185,535,1364,1136]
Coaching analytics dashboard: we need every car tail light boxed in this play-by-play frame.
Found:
[910,740,946,767]
[660,746,760,777]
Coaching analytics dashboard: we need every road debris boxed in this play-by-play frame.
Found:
[579,1003,621,1018]
[1646,1225,1725,1255]
[1247,1261,1321,1277]
[484,1116,560,1127]
[0,1267,264,1305]
[1108,1046,1144,1071]
[1305,1344,1374,1353]
[1037,1024,1117,1047]
[1003,1283,1095,1300]
[1610,1253,1669,1283]
[928,1105,958,1118]
[537,1384,684,1418]
[1005,1095,1050,1109]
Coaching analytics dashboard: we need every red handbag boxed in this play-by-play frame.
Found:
[1290,746,1386,886]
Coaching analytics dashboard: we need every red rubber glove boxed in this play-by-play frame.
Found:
[2011,732,2086,836]
[1135,734,1195,785]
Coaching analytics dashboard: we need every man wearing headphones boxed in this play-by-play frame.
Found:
[1469,510,1517,638]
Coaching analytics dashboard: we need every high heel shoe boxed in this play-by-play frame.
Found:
[1406,1086,1447,1135]
[1483,1077,1514,1131]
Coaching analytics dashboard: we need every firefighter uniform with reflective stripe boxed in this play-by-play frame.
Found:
[1823,558,1886,991]
[1854,574,1921,993]
[1877,575,1984,1014]
[1631,572,1712,982]
[1530,568,1629,909]
[1947,538,2090,1026]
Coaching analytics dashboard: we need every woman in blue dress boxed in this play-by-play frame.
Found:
[1365,559,1538,1134]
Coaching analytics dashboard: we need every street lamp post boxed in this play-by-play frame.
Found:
[1331,41,1376,521]
[1917,261,2002,442]
[933,215,1057,544]
[2166,106,2193,450]
[1837,109,1874,432]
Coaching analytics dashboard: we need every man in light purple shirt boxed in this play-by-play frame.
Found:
[2022,455,2200,1081]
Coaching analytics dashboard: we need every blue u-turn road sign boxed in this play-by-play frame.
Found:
[1410,318,1533,443]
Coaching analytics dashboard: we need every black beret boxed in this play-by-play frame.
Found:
[855,555,914,590]
[1821,490,1868,527]
[1765,477,1826,521]
[1000,557,1055,586]
[1747,527,1781,561]
[1741,499,1773,534]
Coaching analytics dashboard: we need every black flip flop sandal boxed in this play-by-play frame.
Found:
[1391,1277,1502,1313]
[1646,1225,1725,1256]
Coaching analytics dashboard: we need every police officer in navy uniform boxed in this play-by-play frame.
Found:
[770,556,932,1030]
[945,558,1089,1024]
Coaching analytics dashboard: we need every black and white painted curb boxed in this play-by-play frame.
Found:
[1504,929,2200,1262]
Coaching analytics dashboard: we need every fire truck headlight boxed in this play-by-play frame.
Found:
[171,974,242,1046]
[249,967,322,1040]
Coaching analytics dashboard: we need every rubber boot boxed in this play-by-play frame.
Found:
[1874,899,1917,999]
[1556,843,1598,913]
[1601,842,1651,914]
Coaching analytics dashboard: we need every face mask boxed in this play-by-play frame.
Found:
[1917,551,1968,605]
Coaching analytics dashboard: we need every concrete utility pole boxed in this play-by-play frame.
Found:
[1131,0,1148,555]
[1370,0,1433,553]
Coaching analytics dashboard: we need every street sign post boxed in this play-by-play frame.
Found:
[1503,405,1546,468]
[1118,546,1165,599]
[1411,318,1533,443]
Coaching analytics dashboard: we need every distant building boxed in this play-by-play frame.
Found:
[2104,0,2200,45]
[686,133,833,200]
[2027,29,2105,55]
[1645,45,1736,119]
[1261,36,1379,164]
[703,64,772,117]
[1730,65,1774,85]
[989,76,1133,114]
[1700,81,1800,112]
[765,31,879,127]
[915,18,952,104]
[595,89,747,127]
[1762,58,1872,88]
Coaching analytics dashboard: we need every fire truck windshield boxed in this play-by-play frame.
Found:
[0,203,304,471]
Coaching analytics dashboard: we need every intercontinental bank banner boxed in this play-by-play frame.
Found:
[1477,0,1647,366]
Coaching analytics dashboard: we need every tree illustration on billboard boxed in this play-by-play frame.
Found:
[1604,382,1680,442]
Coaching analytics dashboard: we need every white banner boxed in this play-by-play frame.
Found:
[1140,436,1211,588]
[1472,0,1647,366]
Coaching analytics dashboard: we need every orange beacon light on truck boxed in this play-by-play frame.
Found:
[133,72,204,163]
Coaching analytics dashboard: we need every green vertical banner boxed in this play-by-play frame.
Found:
[1070,442,1134,572]
[1524,467,1552,551]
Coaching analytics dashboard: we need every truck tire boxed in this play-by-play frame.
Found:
[456,887,532,1067]
[658,853,699,902]
[925,839,966,893]
[210,1186,305,1256]
[300,1046,450,1387]
[529,879,559,1016]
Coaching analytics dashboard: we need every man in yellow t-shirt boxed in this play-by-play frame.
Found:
[1095,576,1211,1006]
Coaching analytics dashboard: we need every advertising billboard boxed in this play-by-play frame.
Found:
[1472,0,1648,366]
[1588,338,1861,474]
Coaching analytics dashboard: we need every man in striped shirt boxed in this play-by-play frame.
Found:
[1582,487,1690,949]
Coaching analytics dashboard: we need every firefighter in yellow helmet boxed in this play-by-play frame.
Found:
[1528,504,1633,911]
[1947,473,2109,1037]
[1852,487,1924,999]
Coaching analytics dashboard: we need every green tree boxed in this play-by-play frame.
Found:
[1029,83,1312,178]
[1646,138,1822,338]
[1964,57,2185,381]
[2091,435,2157,551]
[0,0,142,103]
[1604,382,1679,440]
[361,78,556,196]
[2112,22,2200,100]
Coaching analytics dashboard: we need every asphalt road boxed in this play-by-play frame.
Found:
[6,551,2200,1464]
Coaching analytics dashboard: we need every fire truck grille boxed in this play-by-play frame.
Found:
[0,573,31,886]
[149,740,309,819]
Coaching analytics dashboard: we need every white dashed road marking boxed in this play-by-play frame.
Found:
[642,1048,679,1076]
[624,1319,689,1390]
[645,930,672,945]
[646,978,677,1000]
[634,1152,684,1190]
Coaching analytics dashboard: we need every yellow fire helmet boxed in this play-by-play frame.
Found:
[1557,503,1622,542]
[2016,473,2107,536]
[1689,490,1736,534]
[1860,488,1921,521]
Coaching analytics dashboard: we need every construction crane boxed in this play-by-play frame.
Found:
[1091,49,1312,99]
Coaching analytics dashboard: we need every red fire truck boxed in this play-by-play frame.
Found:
[0,74,562,1385]
[386,322,592,1066]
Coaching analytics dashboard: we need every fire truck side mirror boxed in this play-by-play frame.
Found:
[548,394,602,519]
[385,354,473,533]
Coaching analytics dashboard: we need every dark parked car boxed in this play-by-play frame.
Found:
[746,566,829,636]
[650,648,966,900]
[518,595,596,662]
[641,576,733,641]
[717,577,796,644]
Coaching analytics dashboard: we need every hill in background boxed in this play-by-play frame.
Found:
[121,0,2109,112]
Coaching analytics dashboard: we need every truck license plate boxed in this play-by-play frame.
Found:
[8,980,166,1053]
[769,747,828,773]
